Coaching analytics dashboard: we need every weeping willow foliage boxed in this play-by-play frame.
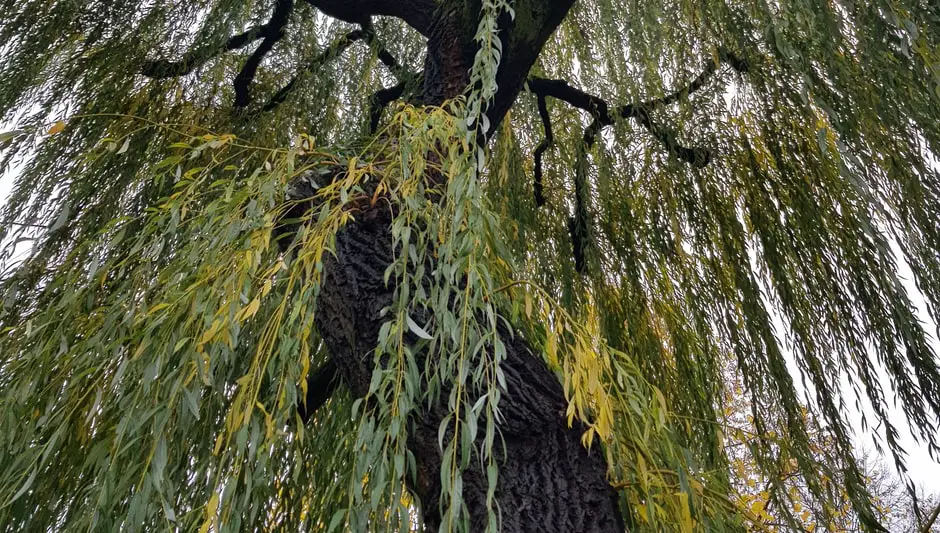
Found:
[1,0,939,531]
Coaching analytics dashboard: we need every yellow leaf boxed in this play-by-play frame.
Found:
[677,491,693,532]
[347,156,357,177]
[199,492,219,533]
[213,432,225,455]
[750,500,764,516]
[47,121,65,135]
[240,298,260,322]
[206,492,219,515]
[148,303,170,315]
[199,320,220,345]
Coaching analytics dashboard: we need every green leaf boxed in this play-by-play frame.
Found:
[0,130,24,142]
[152,436,167,488]
[5,469,36,505]
[405,315,433,340]
[327,510,345,532]
[49,203,70,232]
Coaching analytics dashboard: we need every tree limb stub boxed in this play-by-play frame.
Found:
[368,81,407,133]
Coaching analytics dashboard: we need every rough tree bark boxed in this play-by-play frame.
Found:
[307,1,626,530]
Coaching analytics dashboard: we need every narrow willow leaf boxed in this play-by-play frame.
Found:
[405,315,433,340]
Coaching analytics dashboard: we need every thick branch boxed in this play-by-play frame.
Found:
[368,81,407,133]
[233,0,295,108]
[297,359,341,423]
[484,0,579,131]
[306,0,436,37]
[526,77,708,166]
[141,29,264,78]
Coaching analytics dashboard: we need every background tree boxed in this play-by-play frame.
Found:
[720,359,940,531]
[1,0,939,531]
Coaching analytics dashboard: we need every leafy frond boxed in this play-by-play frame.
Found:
[2,0,939,530]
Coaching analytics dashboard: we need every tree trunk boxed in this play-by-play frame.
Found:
[313,3,626,531]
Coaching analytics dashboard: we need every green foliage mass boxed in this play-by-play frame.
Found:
[1,0,939,531]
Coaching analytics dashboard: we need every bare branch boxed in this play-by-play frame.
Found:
[528,48,749,169]
[233,0,295,108]
[260,28,368,112]
[305,0,436,37]
[261,25,410,114]
[920,501,940,533]
[533,94,551,206]
[369,81,407,133]
[141,0,298,79]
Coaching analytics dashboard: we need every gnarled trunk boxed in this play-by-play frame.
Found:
[312,3,626,530]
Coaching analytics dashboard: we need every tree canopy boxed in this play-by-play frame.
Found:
[1,0,939,531]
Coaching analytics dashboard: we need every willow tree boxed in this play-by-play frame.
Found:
[1,0,939,531]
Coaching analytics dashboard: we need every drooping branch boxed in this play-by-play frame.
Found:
[233,0,296,107]
[570,148,590,273]
[528,48,749,169]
